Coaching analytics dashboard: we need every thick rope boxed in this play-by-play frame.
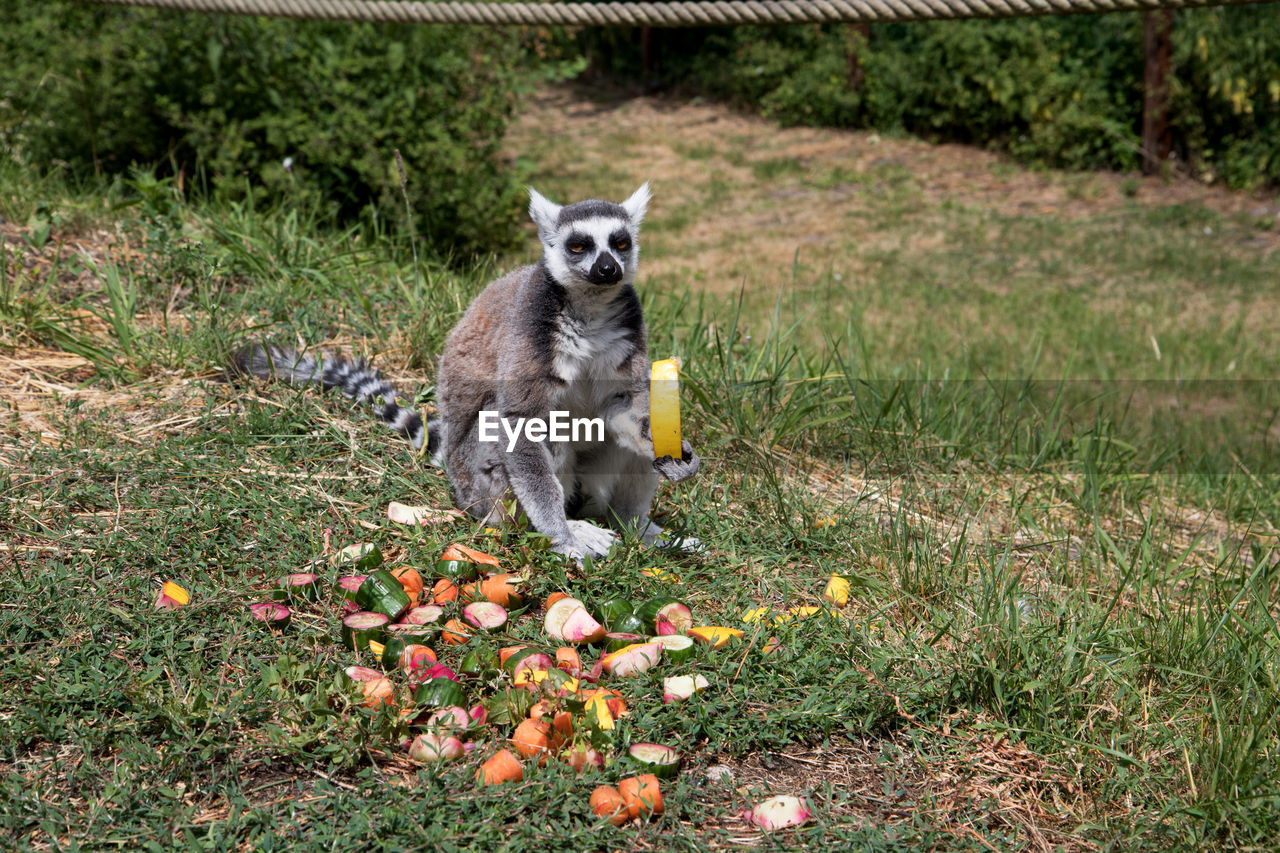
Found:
[72,0,1272,26]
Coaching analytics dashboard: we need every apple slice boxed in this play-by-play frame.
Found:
[741,795,812,830]
[652,601,694,635]
[601,641,663,677]
[560,607,607,644]
[544,596,585,641]
[662,673,709,703]
[544,597,605,644]
[462,601,508,630]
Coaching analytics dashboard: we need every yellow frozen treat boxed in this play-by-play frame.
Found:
[650,358,682,459]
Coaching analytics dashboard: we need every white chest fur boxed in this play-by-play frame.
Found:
[551,303,636,386]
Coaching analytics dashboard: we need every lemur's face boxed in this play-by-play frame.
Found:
[529,184,650,290]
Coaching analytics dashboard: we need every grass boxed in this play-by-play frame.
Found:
[2,88,1278,851]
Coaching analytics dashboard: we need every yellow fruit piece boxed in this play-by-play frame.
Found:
[688,626,744,648]
[513,668,551,688]
[650,358,682,459]
[367,640,386,657]
[824,574,851,608]
[161,581,190,606]
[585,694,615,730]
[641,566,681,584]
[741,606,771,624]
[774,606,820,625]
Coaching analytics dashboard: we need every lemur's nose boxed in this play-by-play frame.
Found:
[589,253,622,285]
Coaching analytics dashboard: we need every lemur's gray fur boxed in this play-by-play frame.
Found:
[231,184,700,563]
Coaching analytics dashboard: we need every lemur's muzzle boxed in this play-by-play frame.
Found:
[587,253,623,285]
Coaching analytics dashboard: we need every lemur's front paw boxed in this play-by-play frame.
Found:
[654,440,699,482]
[554,520,621,564]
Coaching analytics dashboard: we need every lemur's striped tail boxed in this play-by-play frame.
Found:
[230,343,438,456]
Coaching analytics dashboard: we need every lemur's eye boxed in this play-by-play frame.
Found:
[614,239,630,251]
[567,244,586,254]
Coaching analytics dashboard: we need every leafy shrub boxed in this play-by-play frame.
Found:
[0,4,526,257]
[1171,7,1280,187]
[601,10,1280,187]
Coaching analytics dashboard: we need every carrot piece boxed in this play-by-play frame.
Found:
[551,710,573,747]
[480,574,523,607]
[619,774,664,819]
[431,578,459,604]
[439,618,471,645]
[476,748,524,785]
[359,676,396,709]
[460,580,485,603]
[555,647,582,676]
[590,785,629,825]
[442,543,500,567]
[391,566,424,606]
[511,717,553,763]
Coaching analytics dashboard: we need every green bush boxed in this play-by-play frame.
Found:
[607,10,1280,187]
[0,5,526,258]
[1172,7,1280,186]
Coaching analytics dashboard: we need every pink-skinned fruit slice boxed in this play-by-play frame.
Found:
[408,732,466,762]
[662,673,709,703]
[601,641,663,676]
[560,606,607,644]
[653,602,693,635]
[543,596,584,641]
[425,706,471,732]
[463,601,508,630]
[510,653,555,677]
[741,795,812,830]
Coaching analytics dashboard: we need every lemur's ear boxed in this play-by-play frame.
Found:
[528,187,562,244]
[621,182,651,226]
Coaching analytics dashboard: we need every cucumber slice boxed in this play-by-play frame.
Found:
[334,575,366,604]
[381,637,434,671]
[503,648,554,676]
[433,558,480,582]
[459,647,499,678]
[597,597,637,628]
[628,743,682,779]
[249,601,291,628]
[341,611,389,650]
[413,677,466,709]
[635,597,678,632]
[604,632,647,652]
[650,633,696,663]
[609,612,646,636]
[333,542,383,572]
[356,569,412,620]
[272,572,321,602]
[378,636,405,669]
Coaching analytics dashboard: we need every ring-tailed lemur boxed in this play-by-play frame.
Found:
[231,184,700,563]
